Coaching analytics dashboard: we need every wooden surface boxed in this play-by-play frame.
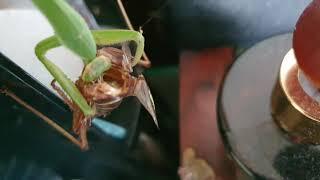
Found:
[180,48,236,180]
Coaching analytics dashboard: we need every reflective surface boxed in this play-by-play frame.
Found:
[218,34,320,179]
[272,50,320,145]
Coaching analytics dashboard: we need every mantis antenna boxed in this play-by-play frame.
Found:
[116,0,151,68]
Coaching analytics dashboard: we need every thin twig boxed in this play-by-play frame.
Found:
[0,88,82,148]
[116,0,134,30]
[116,0,151,68]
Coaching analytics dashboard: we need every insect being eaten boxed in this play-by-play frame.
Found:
[32,0,158,150]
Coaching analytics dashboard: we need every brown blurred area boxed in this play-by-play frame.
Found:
[180,48,237,180]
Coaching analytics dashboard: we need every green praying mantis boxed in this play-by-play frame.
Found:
[32,0,157,149]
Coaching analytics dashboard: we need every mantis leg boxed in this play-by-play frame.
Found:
[51,80,74,110]
[92,30,144,66]
[79,122,89,150]
[116,0,151,68]
[35,36,95,117]
[52,80,89,150]
[82,30,145,82]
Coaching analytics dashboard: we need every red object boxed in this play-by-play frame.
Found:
[293,0,320,88]
[180,48,236,180]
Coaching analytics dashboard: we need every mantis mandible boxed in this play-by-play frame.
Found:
[32,0,157,150]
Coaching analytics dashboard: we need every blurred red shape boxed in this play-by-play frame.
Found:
[294,0,320,88]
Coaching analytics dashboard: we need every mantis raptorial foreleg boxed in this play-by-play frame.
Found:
[116,0,151,68]
[51,80,74,110]
[35,36,94,117]
[93,30,144,67]
[35,30,144,116]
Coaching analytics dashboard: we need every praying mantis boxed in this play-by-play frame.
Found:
[32,0,157,150]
